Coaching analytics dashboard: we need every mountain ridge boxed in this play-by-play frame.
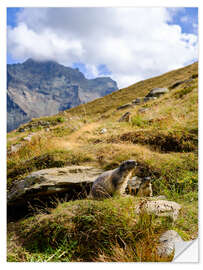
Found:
[7,59,118,131]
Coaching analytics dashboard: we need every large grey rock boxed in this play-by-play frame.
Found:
[135,199,181,221]
[8,166,103,206]
[146,87,169,98]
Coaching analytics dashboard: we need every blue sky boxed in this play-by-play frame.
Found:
[7,7,198,87]
[167,8,198,34]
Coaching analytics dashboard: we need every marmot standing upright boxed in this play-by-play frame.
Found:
[137,177,153,197]
[91,160,137,199]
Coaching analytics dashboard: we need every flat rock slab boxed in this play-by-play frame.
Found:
[8,166,103,206]
[135,199,181,221]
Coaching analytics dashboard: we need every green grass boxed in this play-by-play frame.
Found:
[7,197,174,262]
[7,195,198,262]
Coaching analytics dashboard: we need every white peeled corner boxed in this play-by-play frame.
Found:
[173,238,199,262]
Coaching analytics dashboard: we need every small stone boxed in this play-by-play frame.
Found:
[118,112,131,122]
[22,135,33,142]
[100,128,107,134]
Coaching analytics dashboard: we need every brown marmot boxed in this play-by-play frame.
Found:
[137,177,153,197]
[127,176,153,197]
[91,160,137,199]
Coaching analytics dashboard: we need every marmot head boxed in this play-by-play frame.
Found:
[140,177,152,188]
[119,160,137,171]
[143,177,151,183]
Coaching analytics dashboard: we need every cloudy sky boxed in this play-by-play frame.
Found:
[7,7,198,88]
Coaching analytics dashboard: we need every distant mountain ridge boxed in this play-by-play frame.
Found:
[7,59,118,131]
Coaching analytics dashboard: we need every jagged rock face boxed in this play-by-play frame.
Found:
[7,59,118,131]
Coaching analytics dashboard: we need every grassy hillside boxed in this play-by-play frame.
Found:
[7,62,198,262]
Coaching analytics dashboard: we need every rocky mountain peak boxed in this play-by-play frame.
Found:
[7,59,118,131]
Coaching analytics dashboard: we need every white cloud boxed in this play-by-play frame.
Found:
[8,8,198,88]
[180,16,188,23]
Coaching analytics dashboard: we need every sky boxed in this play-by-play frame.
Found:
[7,7,198,88]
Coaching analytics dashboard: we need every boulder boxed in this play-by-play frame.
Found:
[135,199,181,221]
[118,112,131,122]
[8,166,103,206]
[157,230,194,259]
[157,230,183,257]
[146,88,169,98]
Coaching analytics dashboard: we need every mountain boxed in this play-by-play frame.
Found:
[7,59,118,131]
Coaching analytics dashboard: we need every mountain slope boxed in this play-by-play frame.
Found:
[7,62,198,262]
[7,59,118,131]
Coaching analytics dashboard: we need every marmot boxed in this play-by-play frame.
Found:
[137,177,153,197]
[91,160,137,199]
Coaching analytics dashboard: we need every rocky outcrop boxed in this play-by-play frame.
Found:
[116,87,168,111]
[135,199,181,221]
[8,166,103,206]
[145,88,169,98]
[7,59,118,131]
